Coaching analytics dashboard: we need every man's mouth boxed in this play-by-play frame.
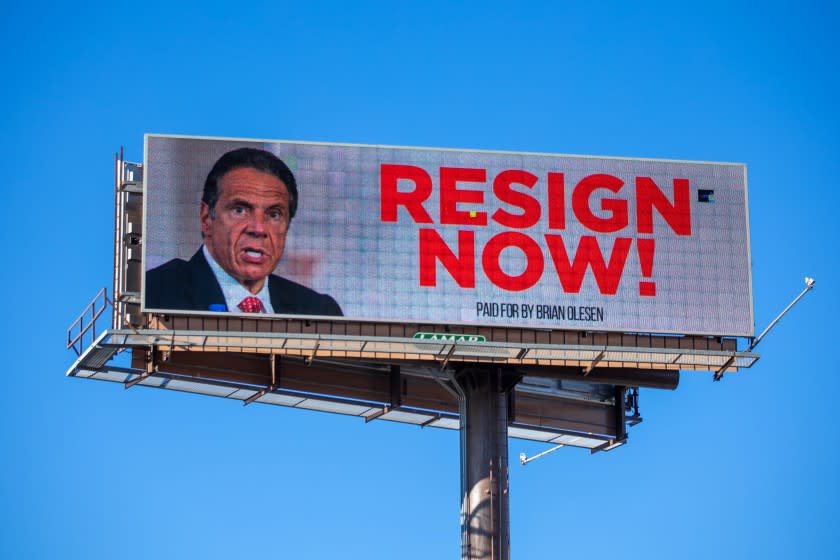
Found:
[241,248,268,263]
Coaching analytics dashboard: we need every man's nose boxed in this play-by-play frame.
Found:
[245,211,268,236]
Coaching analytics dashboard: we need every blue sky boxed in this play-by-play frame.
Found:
[1,1,838,558]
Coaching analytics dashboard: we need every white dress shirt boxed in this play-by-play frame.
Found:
[202,245,275,313]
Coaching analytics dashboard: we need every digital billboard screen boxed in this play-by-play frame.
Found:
[142,134,754,337]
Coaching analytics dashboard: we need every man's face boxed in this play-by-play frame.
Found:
[201,167,291,294]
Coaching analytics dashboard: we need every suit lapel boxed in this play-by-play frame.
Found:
[268,275,291,314]
[188,249,228,312]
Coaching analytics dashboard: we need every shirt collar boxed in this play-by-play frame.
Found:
[202,245,274,313]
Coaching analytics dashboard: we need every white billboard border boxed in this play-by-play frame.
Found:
[140,133,755,339]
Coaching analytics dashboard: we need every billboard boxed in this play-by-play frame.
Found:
[142,134,754,337]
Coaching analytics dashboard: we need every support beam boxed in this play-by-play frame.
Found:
[591,386,628,454]
[583,348,606,375]
[125,347,156,389]
[364,406,391,423]
[390,365,402,408]
[613,385,627,442]
[305,341,320,365]
[455,367,517,560]
[517,365,679,391]
[243,386,274,406]
[366,366,405,423]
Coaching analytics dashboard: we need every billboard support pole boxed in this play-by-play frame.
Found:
[455,367,517,560]
[749,277,815,351]
[714,277,815,381]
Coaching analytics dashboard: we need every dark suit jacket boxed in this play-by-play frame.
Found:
[145,249,343,316]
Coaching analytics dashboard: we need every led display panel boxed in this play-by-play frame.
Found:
[142,134,754,336]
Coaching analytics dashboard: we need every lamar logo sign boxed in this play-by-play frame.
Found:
[413,332,487,343]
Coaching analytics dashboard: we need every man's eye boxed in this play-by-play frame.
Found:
[232,206,247,215]
[267,209,284,220]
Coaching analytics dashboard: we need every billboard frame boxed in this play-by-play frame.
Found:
[137,134,755,339]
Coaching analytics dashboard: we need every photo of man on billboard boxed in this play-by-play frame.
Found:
[145,147,343,316]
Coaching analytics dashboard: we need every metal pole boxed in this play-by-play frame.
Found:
[750,277,815,351]
[455,367,515,560]
[715,277,816,381]
[519,443,565,465]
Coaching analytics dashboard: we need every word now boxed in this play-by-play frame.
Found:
[381,164,692,236]
[420,231,657,296]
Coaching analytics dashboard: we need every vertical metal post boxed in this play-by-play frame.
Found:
[112,149,121,330]
[614,385,627,441]
[455,367,515,560]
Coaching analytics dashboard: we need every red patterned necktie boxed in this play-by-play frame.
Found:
[238,296,265,313]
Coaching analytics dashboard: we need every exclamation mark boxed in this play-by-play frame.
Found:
[637,238,656,296]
